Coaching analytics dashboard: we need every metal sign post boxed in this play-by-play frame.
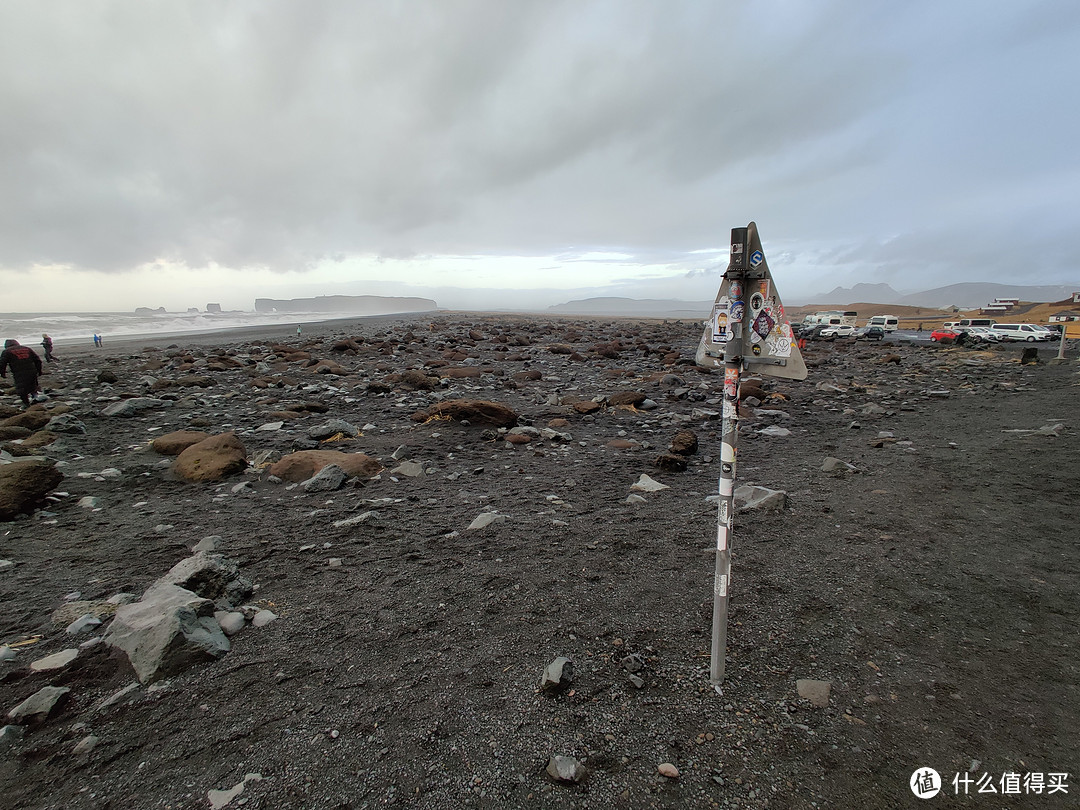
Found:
[698,222,807,692]
[709,227,746,688]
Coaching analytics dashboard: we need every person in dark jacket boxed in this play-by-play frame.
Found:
[41,333,57,362]
[0,339,44,407]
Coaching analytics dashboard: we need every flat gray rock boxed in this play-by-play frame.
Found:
[103,582,230,684]
[7,686,70,724]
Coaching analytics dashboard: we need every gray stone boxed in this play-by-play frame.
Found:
[252,609,277,628]
[546,755,587,784]
[66,615,102,635]
[215,611,246,636]
[96,682,140,712]
[0,724,25,746]
[332,511,376,528]
[29,649,79,672]
[45,414,87,434]
[7,686,71,724]
[103,582,230,683]
[390,460,425,478]
[208,773,263,810]
[821,457,857,474]
[467,512,507,530]
[100,398,171,417]
[796,678,831,707]
[0,645,15,662]
[757,425,792,437]
[630,474,668,492]
[539,656,573,693]
[77,496,102,509]
[192,535,223,553]
[308,419,358,440]
[301,463,348,492]
[72,735,99,755]
[734,485,787,513]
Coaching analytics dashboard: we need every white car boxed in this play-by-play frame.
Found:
[819,325,856,339]
[962,327,1000,343]
[989,323,1054,342]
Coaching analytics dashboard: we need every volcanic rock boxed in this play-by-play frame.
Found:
[152,430,212,456]
[173,433,248,482]
[267,450,382,482]
[0,459,64,521]
[424,400,518,427]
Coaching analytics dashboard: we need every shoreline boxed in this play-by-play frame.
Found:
[43,309,693,359]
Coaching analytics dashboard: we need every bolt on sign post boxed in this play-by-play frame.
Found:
[695,222,807,690]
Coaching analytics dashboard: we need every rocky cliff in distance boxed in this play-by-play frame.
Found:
[254,295,438,314]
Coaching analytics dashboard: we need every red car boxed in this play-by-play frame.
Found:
[930,329,958,342]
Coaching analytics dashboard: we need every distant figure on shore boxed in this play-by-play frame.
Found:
[297,325,302,337]
[917,323,923,332]
[93,333,102,348]
[0,339,45,407]
[41,333,57,363]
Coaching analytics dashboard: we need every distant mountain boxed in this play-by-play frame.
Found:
[808,282,1079,308]
[813,283,903,305]
[895,283,1078,308]
[547,297,712,318]
[254,294,437,314]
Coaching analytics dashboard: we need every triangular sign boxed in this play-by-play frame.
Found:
[695,222,807,381]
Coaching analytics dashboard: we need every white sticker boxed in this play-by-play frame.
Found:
[719,478,733,497]
[720,443,736,462]
[717,525,727,551]
[717,574,728,597]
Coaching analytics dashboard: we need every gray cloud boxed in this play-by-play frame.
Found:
[0,0,1077,294]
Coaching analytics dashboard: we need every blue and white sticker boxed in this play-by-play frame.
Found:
[749,250,764,268]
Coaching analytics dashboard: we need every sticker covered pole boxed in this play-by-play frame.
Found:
[710,226,747,689]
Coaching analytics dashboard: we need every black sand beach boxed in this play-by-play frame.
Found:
[1,314,1077,808]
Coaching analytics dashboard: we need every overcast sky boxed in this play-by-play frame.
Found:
[2,1,1078,312]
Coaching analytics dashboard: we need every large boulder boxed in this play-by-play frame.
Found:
[100,397,171,417]
[0,459,63,521]
[173,432,248,482]
[422,400,518,427]
[152,430,212,456]
[1,407,53,431]
[267,450,382,483]
[103,582,231,684]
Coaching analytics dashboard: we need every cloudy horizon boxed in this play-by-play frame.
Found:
[2,1,1078,313]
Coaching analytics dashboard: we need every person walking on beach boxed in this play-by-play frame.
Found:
[0,339,45,407]
[41,333,57,363]
[297,325,302,338]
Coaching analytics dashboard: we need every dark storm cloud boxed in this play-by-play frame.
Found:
[0,1,1078,289]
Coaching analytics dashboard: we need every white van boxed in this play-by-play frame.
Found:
[989,323,1053,342]
[942,321,961,330]
[868,315,899,332]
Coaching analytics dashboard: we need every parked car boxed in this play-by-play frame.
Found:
[854,326,886,341]
[989,323,1054,342]
[930,329,958,342]
[820,325,856,339]
[962,326,1000,343]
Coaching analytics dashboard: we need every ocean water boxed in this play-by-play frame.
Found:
[0,310,360,347]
